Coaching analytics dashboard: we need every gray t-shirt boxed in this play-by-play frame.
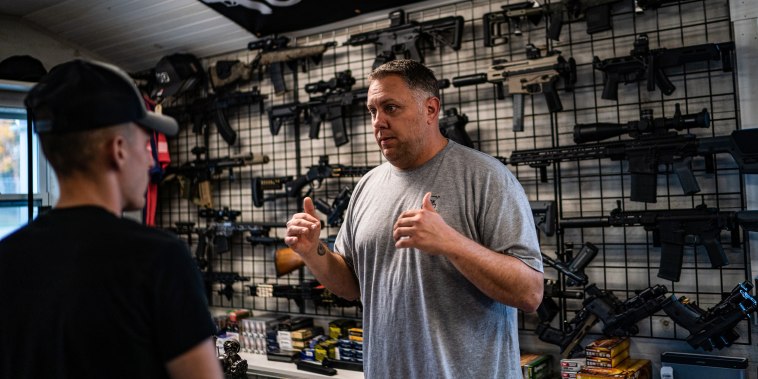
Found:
[335,141,543,378]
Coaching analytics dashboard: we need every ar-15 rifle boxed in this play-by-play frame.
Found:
[560,201,758,281]
[439,108,473,148]
[452,44,576,132]
[313,187,352,227]
[503,128,758,203]
[197,207,286,256]
[584,284,669,337]
[162,88,268,146]
[163,147,269,208]
[483,0,624,45]
[250,280,361,312]
[252,155,374,207]
[541,242,598,286]
[345,9,464,70]
[573,103,709,144]
[536,307,598,358]
[662,281,757,351]
[202,271,250,301]
[247,36,336,94]
[594,33,735,101]
[303,70,367,147]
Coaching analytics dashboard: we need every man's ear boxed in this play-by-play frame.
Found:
[425,96,440,123]
[105,133,127,170]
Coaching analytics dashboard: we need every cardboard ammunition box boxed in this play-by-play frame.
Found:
[562,358,586,373]
[562,372,578,379]
[585,337,630,359]
[521,353,553,379]
[328,319,357,339]
[586,349,630,368]
[348,327,363,342]
[292,326,324,341]
[577,359,651,379]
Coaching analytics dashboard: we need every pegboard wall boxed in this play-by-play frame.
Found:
[155,0,753,369]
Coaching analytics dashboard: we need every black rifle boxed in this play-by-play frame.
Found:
[247,36,336,94]
[594,33,735,100]
[162,88,267,146]
[452,44,576,132]
[167,221,209,269]
[483,0,623,44]
[303,70,368,147]
[313,187,353,227]
[503,128,758,203]
[574,103,709,144]
[345,9,464,70]
[197,207,286,255]
[541,242,598,286]
[252,155,374,208]
[439,108,473,148]
[584,284,669,336]
[536,308,598,358]
[662,281,757,351]
[560,201,758,281]
[537,279,585,324]
[250,280,361,312]
[530,200,557,237]
[202,271,250,301]
[163,147,269,208]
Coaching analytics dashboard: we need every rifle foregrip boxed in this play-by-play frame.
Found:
[657,243,684,282]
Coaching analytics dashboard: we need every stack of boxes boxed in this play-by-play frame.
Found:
[560,358,585,379]
[576,337,652,379]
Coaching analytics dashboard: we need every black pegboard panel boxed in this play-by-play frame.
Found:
[155,0,751,353]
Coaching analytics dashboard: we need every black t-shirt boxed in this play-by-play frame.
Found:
[0,206,217,379]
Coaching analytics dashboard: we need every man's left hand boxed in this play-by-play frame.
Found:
[393,192,457,254]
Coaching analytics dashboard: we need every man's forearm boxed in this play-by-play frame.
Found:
[443,232,543,312]
[300,241,361,301]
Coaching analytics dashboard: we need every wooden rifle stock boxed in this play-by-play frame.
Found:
[275,247,305,277]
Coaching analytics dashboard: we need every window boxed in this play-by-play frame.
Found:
[0,85,57,239]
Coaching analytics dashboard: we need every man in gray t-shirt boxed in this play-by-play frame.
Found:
[285,60,544,378]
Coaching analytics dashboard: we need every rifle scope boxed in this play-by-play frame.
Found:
[573,104,709,143]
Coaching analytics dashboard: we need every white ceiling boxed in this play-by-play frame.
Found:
[0,0,255,72]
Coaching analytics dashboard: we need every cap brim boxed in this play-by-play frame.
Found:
[137,112,179,136]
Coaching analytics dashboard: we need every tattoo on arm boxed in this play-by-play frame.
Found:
[317,242,327,256]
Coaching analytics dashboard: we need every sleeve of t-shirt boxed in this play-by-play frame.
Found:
[480,167,544,273]
[151,238,218,362]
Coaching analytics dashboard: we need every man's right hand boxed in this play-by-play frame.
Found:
[284,197,322,257]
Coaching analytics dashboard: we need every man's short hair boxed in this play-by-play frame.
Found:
[368,60,439,100]
[39,124,130,177]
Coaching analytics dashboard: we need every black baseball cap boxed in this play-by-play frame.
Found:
[25,59,178,136]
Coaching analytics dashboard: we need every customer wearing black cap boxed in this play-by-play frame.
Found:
[0,60,223,379]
